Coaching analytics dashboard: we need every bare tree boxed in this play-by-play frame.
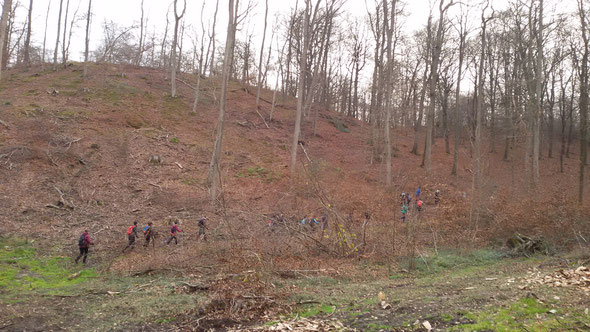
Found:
[135,0,145,66]
[61,0,70,66]
[425,0,454,174]
[83,0,92,78]
[255,0,269,107]
[0,0,12,79]
[451,6,467,176]
[290,0,311,175]
[471,2,493,230]
[577,0,589,203]
[170,0,186,97]
[41,0,51,68]
[208,0,250,201]
[53,0,64,70]
[23,0,32,66]
[192,0,208,112]
[208,0,219,75]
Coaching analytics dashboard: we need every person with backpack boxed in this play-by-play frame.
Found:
[143,222,154,247]
[75,230,93,264]
[198,217,208,241]
[122,221,139,252]
[416,186,421,199]
[434,190,440,206]
[406,193,412,206]
[417,199,423,212]
[167,220,182,245]
[401,204,408,222]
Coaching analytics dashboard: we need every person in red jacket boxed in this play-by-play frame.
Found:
[75,230,94,264]
[167,220,182,245]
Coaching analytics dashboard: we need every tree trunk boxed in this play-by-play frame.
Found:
[136,0,145,66]
[192,1,208,112]
[53,0,64,70]
[23,0,33,67]
[209,0,219,75]
[255,0,268,107]
[208,0,237,202]
[425,0,452,174]
[83,0,92,79]
[290,0,310,175]
[0,0,12,80]
[452,12,466,176]
[578,0,589,204]
[170,0,186,98]
[41,0,51,69]
[61,0,70,66]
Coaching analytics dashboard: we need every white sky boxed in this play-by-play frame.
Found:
[21,0,435,62]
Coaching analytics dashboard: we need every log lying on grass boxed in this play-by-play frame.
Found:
[506,233,549,257]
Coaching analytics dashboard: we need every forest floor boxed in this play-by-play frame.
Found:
[0,236,589,331]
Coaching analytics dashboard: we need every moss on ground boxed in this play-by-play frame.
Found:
[0,238,97,297]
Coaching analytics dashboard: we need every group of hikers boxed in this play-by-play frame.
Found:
[74,216,209,264]
[400,186,440,222]
[75,188,442,264]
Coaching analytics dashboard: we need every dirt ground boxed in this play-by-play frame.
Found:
[1,245,588,331]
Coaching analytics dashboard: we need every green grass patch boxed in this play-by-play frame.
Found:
[453,297,590,331]
[0,238,96,296]
[401,249,505,275]
[236,166,281,183]
[296,303,336,318]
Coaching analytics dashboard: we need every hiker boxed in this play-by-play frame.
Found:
[400,192,406,205]
[167,220,182,245]
[401,204,408,222]
[362,211,370,229]
[198,217,208,241]
[406,193,412,206]
[416,186,421,199]
[320,214,328,233]
[75,230,93,264]
[122,221,139,252]
[143,222,154,247]
[434,190,440,206]
[417,199,423,212]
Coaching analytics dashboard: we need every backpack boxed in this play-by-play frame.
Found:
[143,225,150,235]
[126,225,135,235]
[170,225,176,233]
[78,233,87,247]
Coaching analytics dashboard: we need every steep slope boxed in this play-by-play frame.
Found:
[0,63,587,272]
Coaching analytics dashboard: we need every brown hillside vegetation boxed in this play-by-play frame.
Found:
[0,63,589,272]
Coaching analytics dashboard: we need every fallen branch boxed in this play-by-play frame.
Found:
[255,110,270,129]
[45,204,65,210]
[65,138,82,151]
[149,183,162,190]
[176,78,197,90]
[175,162,183,169]
[180,281,210,291]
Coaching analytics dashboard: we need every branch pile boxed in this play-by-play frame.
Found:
[506,233,549,256]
